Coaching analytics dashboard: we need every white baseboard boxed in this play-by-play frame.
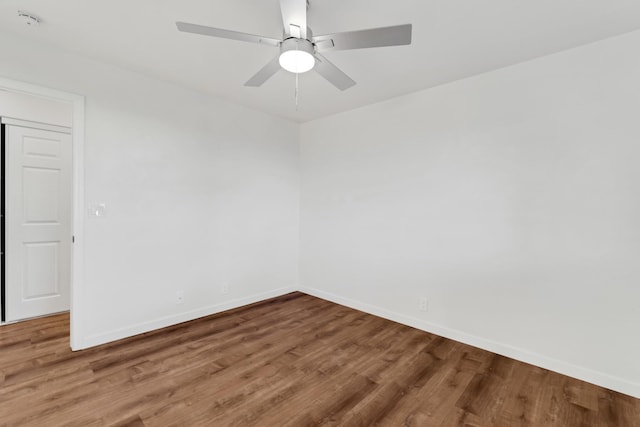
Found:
[299,286,640,399]
[74,284,639,398]
[77,286,297,350]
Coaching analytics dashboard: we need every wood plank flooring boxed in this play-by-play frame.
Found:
[1,292,638,426]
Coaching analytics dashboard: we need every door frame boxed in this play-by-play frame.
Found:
[0,76,85,350]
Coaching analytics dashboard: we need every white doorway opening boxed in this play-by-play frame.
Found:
[0,77,85,350]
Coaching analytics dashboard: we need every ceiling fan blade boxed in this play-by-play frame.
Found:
[313,53,356,91]
[176,22,280,47]
[313,24,412,51]
[244,56,282,87]
[280,0,307,39]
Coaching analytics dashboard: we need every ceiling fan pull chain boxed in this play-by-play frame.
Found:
[295,43,300,110]
[296,69,300,110]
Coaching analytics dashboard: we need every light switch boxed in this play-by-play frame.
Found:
[88,203,107,218]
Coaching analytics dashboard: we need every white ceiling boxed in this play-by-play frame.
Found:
[2,0,640,122]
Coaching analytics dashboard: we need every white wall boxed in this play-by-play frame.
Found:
[300,30,640,398]
[0,31,300,348]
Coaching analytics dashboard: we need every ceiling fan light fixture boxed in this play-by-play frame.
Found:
[279,38,315,73]
[176,0,412,90]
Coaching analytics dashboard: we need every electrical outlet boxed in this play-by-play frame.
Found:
[221,283,229,294]
[418,297,428,312]
[176,290,184,304]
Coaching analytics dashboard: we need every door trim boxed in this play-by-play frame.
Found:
[1,117,72,134]
[0,76,85,350]
[1,123,5,322]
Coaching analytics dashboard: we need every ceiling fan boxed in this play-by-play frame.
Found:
[176,0,412,91]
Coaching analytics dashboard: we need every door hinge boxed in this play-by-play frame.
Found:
[72,235,75,243]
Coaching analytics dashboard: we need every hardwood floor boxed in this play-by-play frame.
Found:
[0,292,638,426]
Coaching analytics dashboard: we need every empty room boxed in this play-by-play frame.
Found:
[1,0,639,425]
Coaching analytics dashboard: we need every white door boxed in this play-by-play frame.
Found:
[5,122,72,322]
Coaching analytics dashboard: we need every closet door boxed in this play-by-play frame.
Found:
[5,122,71,321]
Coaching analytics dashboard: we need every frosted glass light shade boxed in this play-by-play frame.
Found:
[279,50,315,73]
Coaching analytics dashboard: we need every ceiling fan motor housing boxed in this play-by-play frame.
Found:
[280,37,315,55]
